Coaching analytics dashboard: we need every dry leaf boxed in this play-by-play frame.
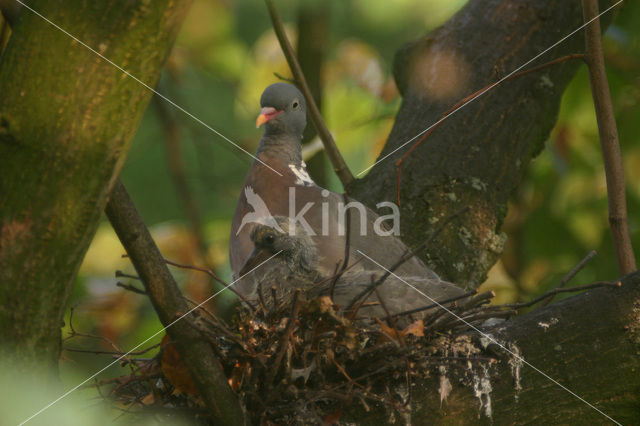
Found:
[403,319,424,337]
[160,334,199,396]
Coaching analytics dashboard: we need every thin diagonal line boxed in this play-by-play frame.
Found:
[356,250,621,425]
[13,0,282,177]
[357,0,623,176]
[18,250,282,426]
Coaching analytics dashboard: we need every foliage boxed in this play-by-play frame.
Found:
[42,0,640,420]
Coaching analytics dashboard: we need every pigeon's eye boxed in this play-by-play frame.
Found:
[292,100,299,109]
[264,234,275,245]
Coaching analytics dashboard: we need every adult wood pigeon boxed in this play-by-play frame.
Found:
[229,83,460,297]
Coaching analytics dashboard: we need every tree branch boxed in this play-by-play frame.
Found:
[105,179,245,425]
[348,0,619,286]
[264,0,354,187]
[344,271,640,424]
[582,0,636,275]
[0,0,192,378]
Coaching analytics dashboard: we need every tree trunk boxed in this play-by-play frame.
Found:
[0,0,191,380]
[339,3,638,420]
[348,0,616,287]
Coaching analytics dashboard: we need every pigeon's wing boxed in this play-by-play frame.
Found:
[326,272,467,325]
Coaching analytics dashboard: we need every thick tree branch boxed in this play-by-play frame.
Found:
[582,0,636,275]
[344,271,640,424]
[0,0,191,378]
[264,0,354,187]
[105,179,245,425]
[348,0,618,286]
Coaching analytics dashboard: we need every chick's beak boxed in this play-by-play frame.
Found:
[256,106,281,128]
[239,247,272,277]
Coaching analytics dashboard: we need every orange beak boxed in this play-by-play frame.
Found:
[256,106,281,128]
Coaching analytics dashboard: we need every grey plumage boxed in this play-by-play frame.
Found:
[239,217,467,324]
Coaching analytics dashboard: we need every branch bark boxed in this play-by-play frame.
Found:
[343,271,640,424]
[265,0,354,187]
[105,180,245,425]
[0,0,191,378]
[582,0,637,275]
[347,0,618,287]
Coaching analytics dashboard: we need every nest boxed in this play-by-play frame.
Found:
[91,284,518,425]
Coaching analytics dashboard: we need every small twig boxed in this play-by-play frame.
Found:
[389,289,477,320]
[347,207,469,311]
[65,307,137,368]
[164,257,256,310]
[425,291,495,331]
[454,290,495,312]
[116,281,147,295]
[273,71,296,84]
[582,0,636,275]
[332,358,365,390]
[540,250,596,307]
[505,280,620,309]
[373,283,403,347]
[197,316,253,356]
[560,250,598,289]
[394,53,586,205]
[267,289,302,386]
[453,310,516,327]
[115,270,140,280]
[64,342,161,357]
[265,0,354,187]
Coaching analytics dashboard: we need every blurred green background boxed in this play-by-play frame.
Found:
[36,0,638,422]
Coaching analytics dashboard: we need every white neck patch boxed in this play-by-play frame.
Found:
[288,161,315,186]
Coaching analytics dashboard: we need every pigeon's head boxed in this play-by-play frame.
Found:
[240,216,317,277]
[256,83,307,138]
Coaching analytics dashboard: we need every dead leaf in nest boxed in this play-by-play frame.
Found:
[375,318,402,342]
[160,334,199,396]
[375,319,424,341]
[140,392,155,406]
[323,408,342,425]
[403,319,424,337]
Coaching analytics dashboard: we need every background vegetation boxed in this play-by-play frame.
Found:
[2,0,637,422]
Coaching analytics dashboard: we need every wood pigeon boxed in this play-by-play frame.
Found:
[229,83,461,297]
